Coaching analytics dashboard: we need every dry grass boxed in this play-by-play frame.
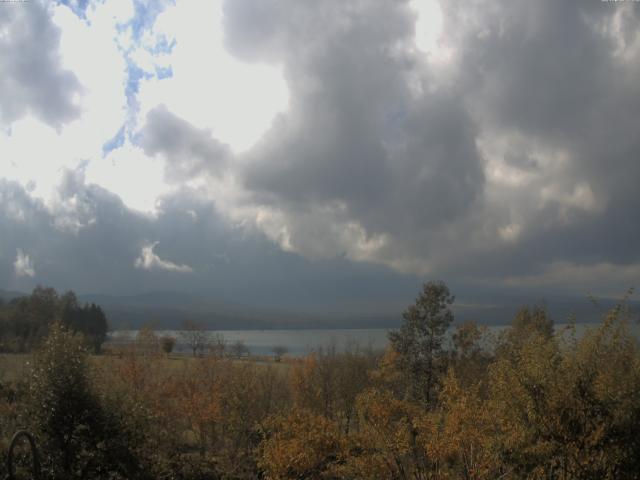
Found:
[0,353,32,384]
[0,351,293,387]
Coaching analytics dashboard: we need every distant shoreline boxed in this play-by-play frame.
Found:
[106,322,640,357]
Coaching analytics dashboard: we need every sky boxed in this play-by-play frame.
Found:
[1,0,639,313]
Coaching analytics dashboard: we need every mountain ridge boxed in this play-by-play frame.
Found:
[3,288,637,330]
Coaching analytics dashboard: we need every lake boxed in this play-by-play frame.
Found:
[108,328,389,356]
[107,321,640,357]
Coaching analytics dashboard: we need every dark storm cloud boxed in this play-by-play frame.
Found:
[0,1,81,128]
[0,180,50,285]
[3,0,639,306]
[217,0,640,285]
[0,174,145,292]
[0,174,419,311]
[139,105,231,182]
[223,0,485,266]
[436,0,640,273]
[447,0,613,137]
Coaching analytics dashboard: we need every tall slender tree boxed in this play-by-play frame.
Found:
[388,281,454,404]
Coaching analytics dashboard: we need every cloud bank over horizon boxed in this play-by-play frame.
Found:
[1,0,639,308]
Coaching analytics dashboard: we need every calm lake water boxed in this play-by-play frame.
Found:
[108,322,640,357]
[108,328,389,356]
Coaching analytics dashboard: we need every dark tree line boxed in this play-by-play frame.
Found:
[0,286,108,353]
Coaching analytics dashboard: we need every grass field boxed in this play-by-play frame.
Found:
[0,354,31,384]
[0,351,292,386]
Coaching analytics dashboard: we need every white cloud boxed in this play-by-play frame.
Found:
[0,1,130,206]
[498,223,522,243]
[0,115,84,201]
[53,1,129,147]
[135,0,289,153]
[0,0,287,218]
[411,0,451,64]
[249,203,389,264]
[14,249,35,277]
[541,181,602,217]
[134,241,194,273]
[0,0,81,128]
[85,142,173,214]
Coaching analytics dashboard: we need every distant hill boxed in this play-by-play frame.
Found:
[0,289,26,302]
[78,291,640,331]
[3,287,637,331]
[78,291,401,330]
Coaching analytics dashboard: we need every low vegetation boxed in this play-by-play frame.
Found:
[0,282,639,479]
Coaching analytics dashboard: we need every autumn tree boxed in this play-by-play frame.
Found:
[208,332,227,357]
[388,281,455,404]
[487,306,640,478]
[272,345,288,362]
[452,320,484,358]
[290,350,337,420]
[343,387,421,479]
[160,335,176,354]
[173,357,226,457]
[499,305,553,355]
[416,369,501,479]
[230,339,249,358]
[258,410,344,479]
[180,320,209,357]
[136,325,160,356]
[451,320,492,388]
[334,344,376,433]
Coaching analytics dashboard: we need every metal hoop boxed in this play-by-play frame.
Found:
[6,430,40,480]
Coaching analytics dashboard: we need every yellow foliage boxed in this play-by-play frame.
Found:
[487,313,640,478]
[417,370,501,479]
[258,410,343,480]
[337,388,418,479]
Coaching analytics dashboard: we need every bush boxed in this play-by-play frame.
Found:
[27,322,144,479]
[160,335,176,355]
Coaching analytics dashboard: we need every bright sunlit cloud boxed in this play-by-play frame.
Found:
[85,142,172,214]
[1,0,287,213]
[411,0,451,63]
[0,116,82,201]
[136,0,289,153]
[0,0,289,215]
[14,249,35,278]
[0,1,130,206]
[134,241,194,273]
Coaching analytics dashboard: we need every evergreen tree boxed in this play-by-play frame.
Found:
[388,281,454,404]
[28,323,142,479]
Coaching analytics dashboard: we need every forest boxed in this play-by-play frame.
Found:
[0,286,108,354]
[0,282,639,479]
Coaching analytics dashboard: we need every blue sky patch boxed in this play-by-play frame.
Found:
[56,0,90,19]
[101,125,125,156]
[155,65,173,80]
